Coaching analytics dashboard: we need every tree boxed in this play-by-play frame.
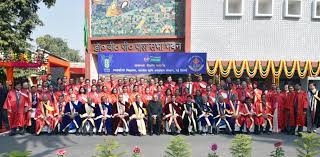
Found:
[164,136,191,157]
[0,0,56,52]
[295,133,320,157]
[230,134,253,157]
[93,139,127,157]
[36,34,82,62]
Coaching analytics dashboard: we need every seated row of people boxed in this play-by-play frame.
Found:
[34,92,274,136]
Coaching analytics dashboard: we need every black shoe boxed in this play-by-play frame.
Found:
[149,133,153,136]
[9,130,16,136]
[75,130,80,136]
[19,128,25,135]
[122,132,127,136]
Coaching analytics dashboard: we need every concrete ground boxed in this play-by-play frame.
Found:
[0,133,305,157]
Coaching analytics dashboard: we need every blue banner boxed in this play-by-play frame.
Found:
[97,52,207,74]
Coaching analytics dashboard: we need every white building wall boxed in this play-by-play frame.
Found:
[191,0,320,61]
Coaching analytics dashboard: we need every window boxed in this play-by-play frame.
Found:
[284,0,302,18]
[225,0,244,16]
[313,0,320,19]
[255,0,273,17]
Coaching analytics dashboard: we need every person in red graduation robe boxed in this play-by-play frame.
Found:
[35,94,58,135]
[21,82,32,129]
[253,95,273,134]
[164,76,176,92]
[130,85,140,104]
[163,95,184,135]
[142,87,153,105]
[202,85,216,104]
[105,75,117,90]
[87,85,100,104]
[236,97,254,134]
[3,83,29,135]
[194,75,207,94]
[272,87,286,133]
[285,84,308,135]
[252,82,262,105]
[237,81,253,103]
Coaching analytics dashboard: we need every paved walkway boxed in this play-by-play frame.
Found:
[0,133,304,157]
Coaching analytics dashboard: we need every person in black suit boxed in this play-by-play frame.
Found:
[0,82,9,130]
[147,94,163,136]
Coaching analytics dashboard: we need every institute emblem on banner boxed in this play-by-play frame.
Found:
[188,55,205,72]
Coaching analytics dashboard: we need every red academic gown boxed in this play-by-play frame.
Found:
[3,90,29,129]
[77,94,88,104]
[164,81,176,92]
[253,88,263,105]
[142,94,153,105]
[174,84,185,95]
[21,89,32,127]
[129,92,139,104]
[163,101,184,131]
[149,85,157,95]
[202,92,216,104]
[162,95,172,107]
[105,81,117,91]
[109,94,118,104]
[138,83,148,94]
[194,81,207,93]
[272,93,286,131]
[266,90,277,110]
[35,100,58,135]
[237,88,253,102]
[285,91,308,127]
[236,102,254,129]
[56,101,65,123]
[88,92,100,104]
[253,101,264,126]
[253,101,273,126]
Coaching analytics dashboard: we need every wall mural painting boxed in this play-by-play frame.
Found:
[90,0,185,37]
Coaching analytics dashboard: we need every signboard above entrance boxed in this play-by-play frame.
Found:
[97,52,207,74]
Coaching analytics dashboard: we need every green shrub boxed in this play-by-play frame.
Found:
[1,151,31,157]
[93,139,127,157]
[164,136,191,157]
[230,134,253,157]
[294,133,320,157]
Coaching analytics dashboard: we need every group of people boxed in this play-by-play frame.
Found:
[1,74,320,137]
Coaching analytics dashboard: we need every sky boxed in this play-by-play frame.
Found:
[31,0,85,57]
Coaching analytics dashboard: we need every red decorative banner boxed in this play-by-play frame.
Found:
[0,62,42,68]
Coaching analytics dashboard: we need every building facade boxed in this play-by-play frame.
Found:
[85,0,320,82]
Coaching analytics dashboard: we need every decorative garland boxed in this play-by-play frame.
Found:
[206,60,320,79]
[308,61,320,77]
[232,60,246,78]
[296,61,309,79]
[245,61,259,78]
[206,60,219,77]
[258,60,272,79]
[219,60,232,78]
[270,60,284,79]
[283,61,297,79]
[0,49,48,68]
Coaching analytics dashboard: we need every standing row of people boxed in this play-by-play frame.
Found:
[2,74,320,136]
